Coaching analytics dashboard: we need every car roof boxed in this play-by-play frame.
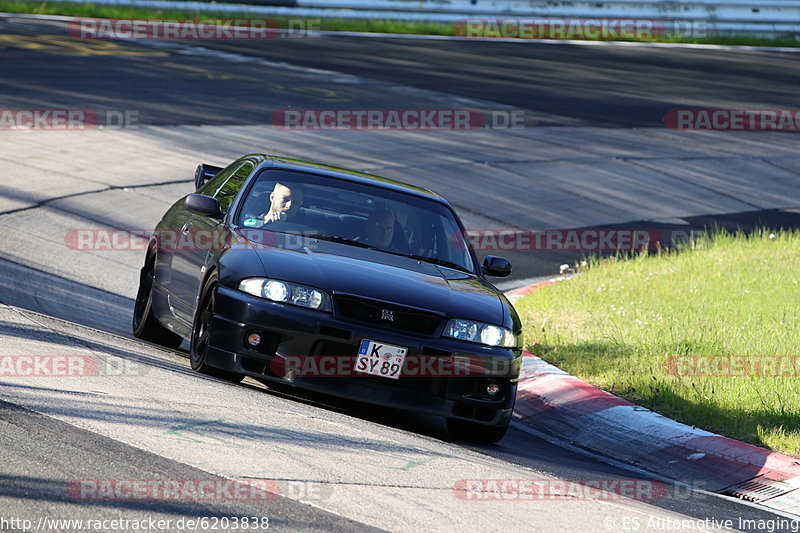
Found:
[250,155,449,204]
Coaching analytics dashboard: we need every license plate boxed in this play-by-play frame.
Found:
[356,339,407,380]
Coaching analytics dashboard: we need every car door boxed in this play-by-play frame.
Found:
[155,162,242,324]
[170,159,256,324]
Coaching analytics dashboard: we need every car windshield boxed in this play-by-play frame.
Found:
[236,168,476,273]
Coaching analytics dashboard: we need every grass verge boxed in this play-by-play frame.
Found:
[1,1,798,47]
[514,230,800,456]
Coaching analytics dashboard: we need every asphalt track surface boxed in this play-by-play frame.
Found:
[2,19,800,128]
[0,15,798,532]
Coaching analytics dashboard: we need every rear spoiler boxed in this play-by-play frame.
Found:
[194,163,223,190]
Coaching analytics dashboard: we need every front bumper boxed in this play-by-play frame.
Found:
[207,286,521,428]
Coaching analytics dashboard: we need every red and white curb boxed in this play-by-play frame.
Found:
[505,279,800,515]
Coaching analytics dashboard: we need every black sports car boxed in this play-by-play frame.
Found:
[133,154,522,442]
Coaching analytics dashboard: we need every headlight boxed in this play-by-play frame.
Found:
[443,318,517,347]
[238,278,331,312]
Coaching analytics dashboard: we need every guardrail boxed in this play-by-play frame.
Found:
[42,0,800,37]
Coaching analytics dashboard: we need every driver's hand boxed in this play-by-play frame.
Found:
[264,210,284,223]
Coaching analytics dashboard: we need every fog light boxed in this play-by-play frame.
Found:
[486,382,501,396]
[247,332,262,347]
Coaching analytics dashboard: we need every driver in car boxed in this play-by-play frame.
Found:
[263,183,304,223]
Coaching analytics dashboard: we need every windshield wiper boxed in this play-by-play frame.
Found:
[304,234,378,250]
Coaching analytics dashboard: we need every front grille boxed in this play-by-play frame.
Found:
[334,295,442,336]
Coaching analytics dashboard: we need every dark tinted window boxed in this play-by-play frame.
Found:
[214,161,254,212]
[197,160,243,196]
[237,169,476,273]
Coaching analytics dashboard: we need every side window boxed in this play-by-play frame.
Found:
[213,161,255,213]
[197,161,242,196]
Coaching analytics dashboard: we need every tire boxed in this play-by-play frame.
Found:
[189,273,245,383]
[132,252,183,349]
[446,417,509,444]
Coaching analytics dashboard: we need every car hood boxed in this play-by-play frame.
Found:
[240,231,506,325]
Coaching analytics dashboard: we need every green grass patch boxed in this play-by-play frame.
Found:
[515,230,800,456]
[1,1,799,46]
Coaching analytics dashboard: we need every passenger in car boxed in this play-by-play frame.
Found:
[364,209,395,248]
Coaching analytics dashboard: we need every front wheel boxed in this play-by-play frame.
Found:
[132,252,183,349]
[447,417,510,444]
[189,274,245,383]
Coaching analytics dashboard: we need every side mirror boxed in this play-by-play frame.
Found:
[185,194,222,219]
[482,256,512,277]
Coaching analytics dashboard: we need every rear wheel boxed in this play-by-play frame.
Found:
[132,252,183,349]
[189,274,245,383]
[446,417,509,444]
